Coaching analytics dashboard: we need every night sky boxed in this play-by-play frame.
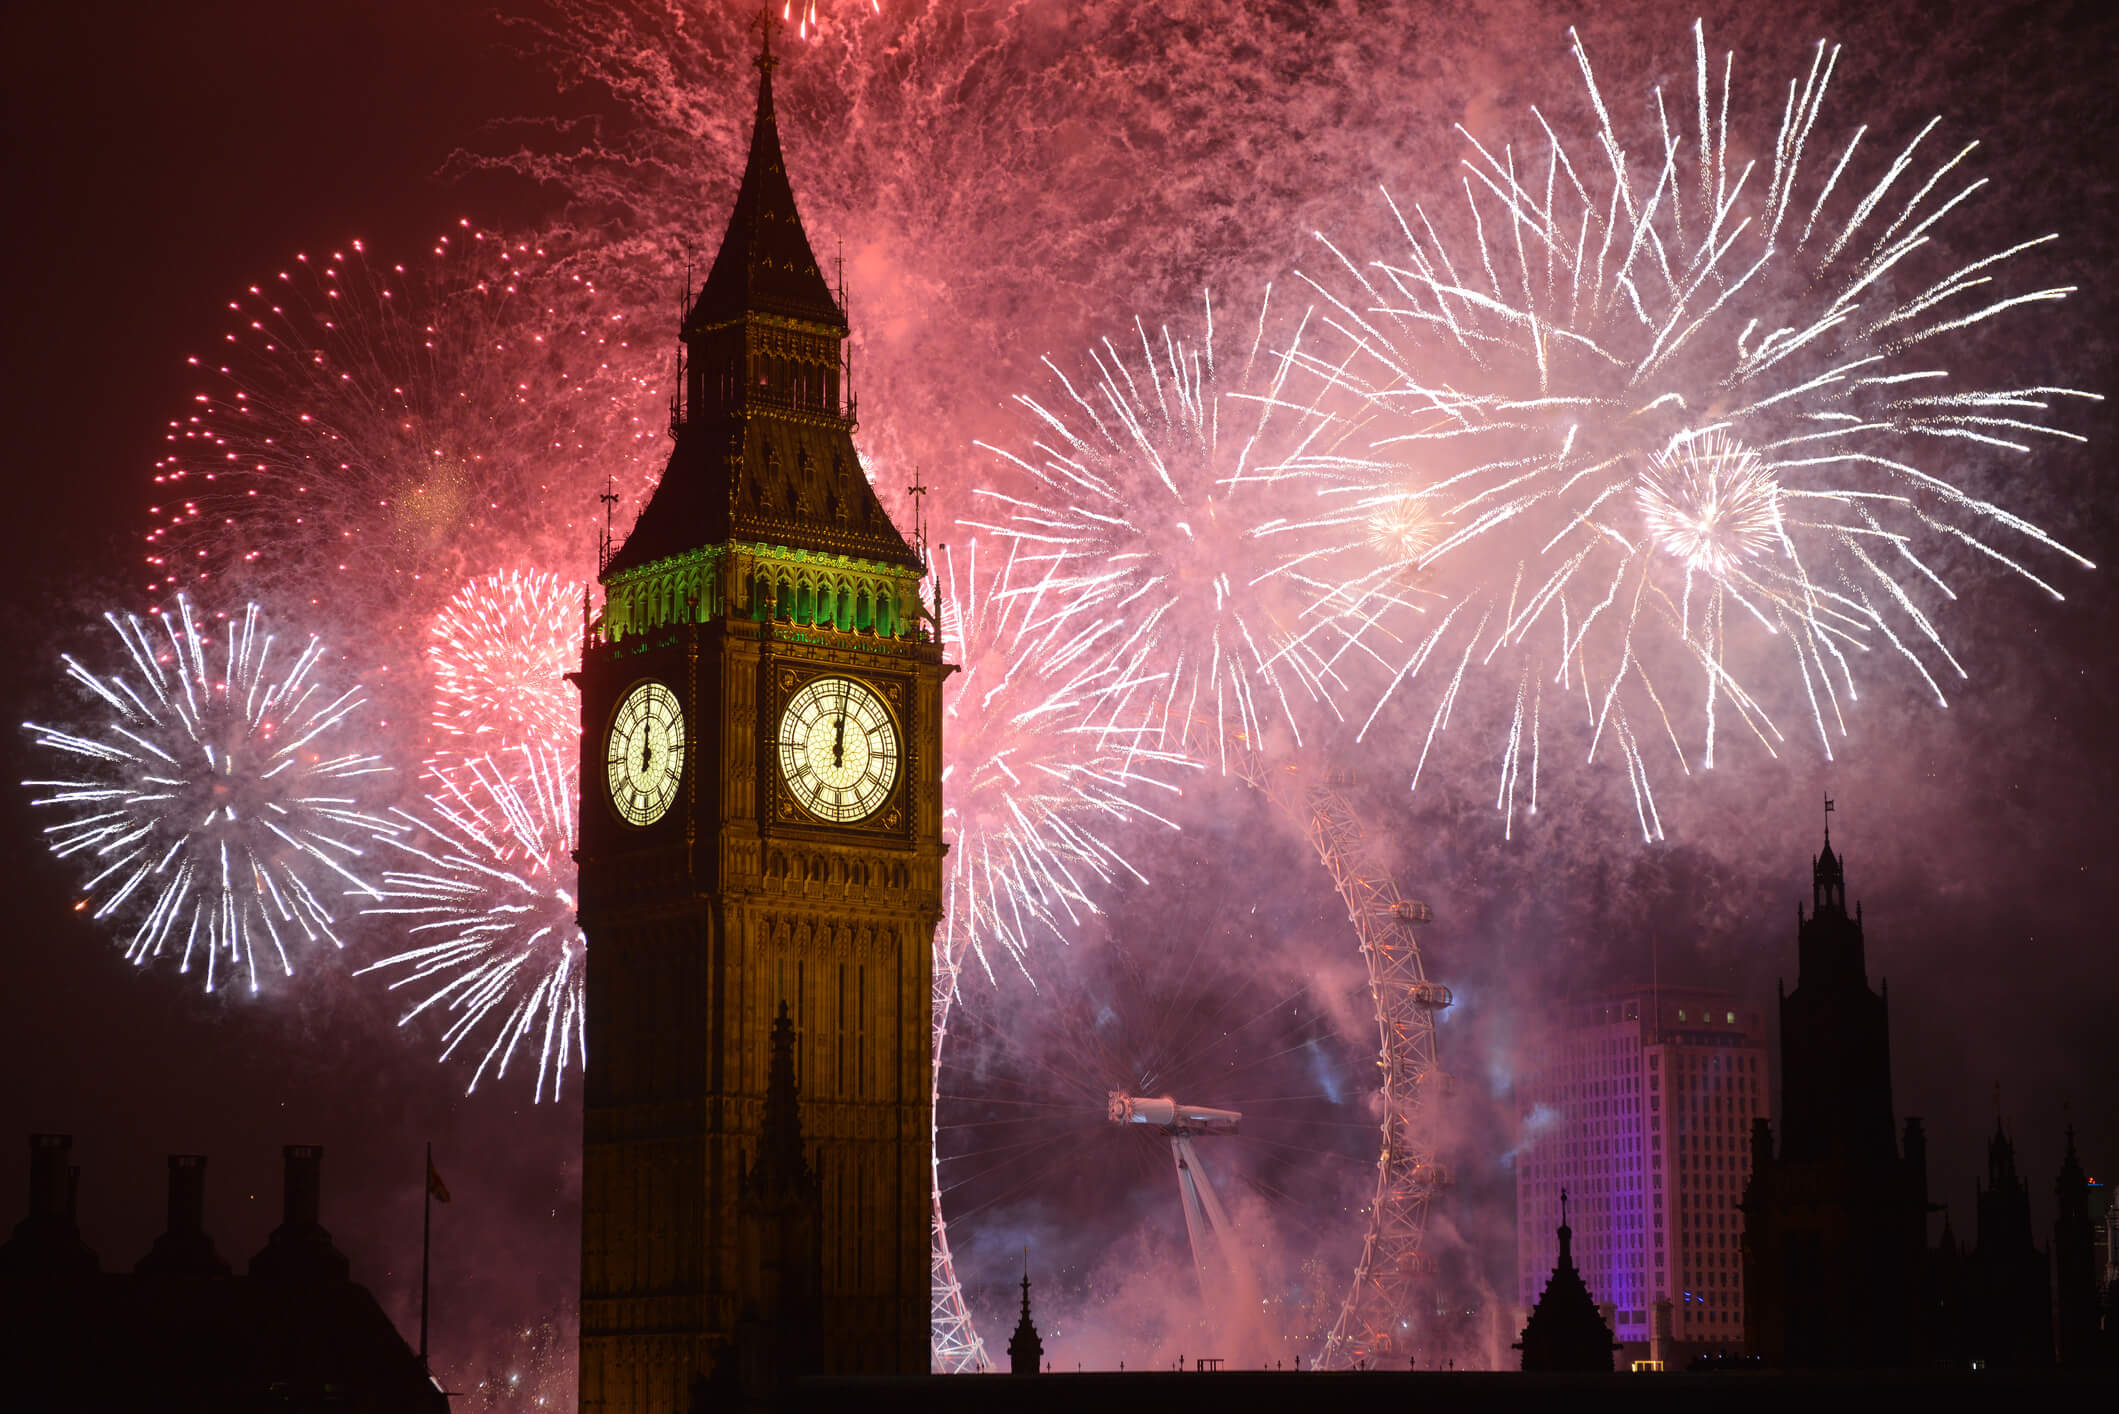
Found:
[2,0,2115,1392]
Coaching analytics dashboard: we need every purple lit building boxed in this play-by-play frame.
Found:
[1515,986,1770,1361]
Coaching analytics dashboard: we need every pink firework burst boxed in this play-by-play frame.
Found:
[145,225,664,617]
[428,570,583,765]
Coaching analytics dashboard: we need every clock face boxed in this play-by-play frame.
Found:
[606,681,685,826]
[777,675,899,824]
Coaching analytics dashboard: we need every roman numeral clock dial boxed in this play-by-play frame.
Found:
[605,680,685,827]
[776,675,899,824]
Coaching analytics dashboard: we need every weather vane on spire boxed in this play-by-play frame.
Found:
[1824,792,1835,843]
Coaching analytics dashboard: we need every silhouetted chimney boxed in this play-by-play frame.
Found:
[171,1155,204,1232]
[248,1144,349,1282]
[31,1134,69,1218]
[0,1133,99,1277]
[282,1144,321,1229]
[136,1155,230,1278]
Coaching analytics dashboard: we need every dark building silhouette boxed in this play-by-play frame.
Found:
[1515,1191,1619,1372]
[135,1154,230,1277]
[0,1132,96,1278]
[2052,1128,2099,1366]
[0,1135,445,1411]
[732,1002,826,1393]
[1929,1212,1967,1360]
[1008,1265,1045,1376]
[1741,819,1931,1367]
[573,17,945,1407]
[1953,1118,2051,1367]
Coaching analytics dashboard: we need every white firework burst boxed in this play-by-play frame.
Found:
[357,745,584,1100]
[22,596,392,992]
[1299,22,2097,838]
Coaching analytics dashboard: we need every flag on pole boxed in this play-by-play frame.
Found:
[427,1154,451,1204]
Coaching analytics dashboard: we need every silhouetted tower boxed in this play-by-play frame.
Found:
[1963,1118,2051,1367]
[1742,807,1931,1368]
[2053,1127,2098,1367]
[1780,825,1895,1163]
[1515,1191,1618,1372]
[1007,1260,1044,1376]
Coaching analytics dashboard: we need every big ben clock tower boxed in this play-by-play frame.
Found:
[575,26,943,1406]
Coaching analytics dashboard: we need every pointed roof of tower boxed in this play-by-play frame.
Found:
[1815,820,1842,889]
[688,23,843,333]
[1007,1251,1045,1375]
[2057,1124,2087,1197]
[1514,1188,1618,1372]
[1987,1113,2019,1188]
[600,19,924,584]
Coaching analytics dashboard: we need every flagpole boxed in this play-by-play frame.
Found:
[420,1139,432,1373]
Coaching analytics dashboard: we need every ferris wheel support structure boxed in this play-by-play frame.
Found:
[926,757,1448,1372]
[929,932,993,1373]
[1239,759,1452,1370]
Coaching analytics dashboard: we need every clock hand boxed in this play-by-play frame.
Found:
[833,713,845,768]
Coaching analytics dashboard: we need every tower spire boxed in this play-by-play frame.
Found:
[752,4,778,76]
[752,1002,813,1193]
[686,15,840,334]
[600,21,920,582]
[1007,1248,1044,1375]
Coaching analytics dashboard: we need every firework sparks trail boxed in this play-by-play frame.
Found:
[357,744,585,1102]
[1296,23,2097,838]
[145,225,664,614]
[21,596,394,993]
[428,569,585,766]
[505,3,1465,529]
[966,290,1392,777]
[934,538,1189,988]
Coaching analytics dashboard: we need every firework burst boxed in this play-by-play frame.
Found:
[145,226,663,614]
[429,569,583,764]
[934,538,1185,986]
[1634,430,1784,581]
[358,745,584,1101]
[1300,23,2098,838]
[506,3,1472,533]
[21,597,393,993]
[968,290,1385,775]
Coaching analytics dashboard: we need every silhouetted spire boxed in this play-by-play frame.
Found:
[2057,1125,2085,1193]
[1988,1115,2018,1191]
[749,1002,814,1198]
[688,16,844,334]
[2053,1125,2099,1366]
[732,1001,823,1388]
[1812,795,1846,916]
[1007,1252,1044,1375]
[1515,1188,1617,1372]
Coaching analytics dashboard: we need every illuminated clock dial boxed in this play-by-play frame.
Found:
[605,681,685,826]
[777,675,899,824]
